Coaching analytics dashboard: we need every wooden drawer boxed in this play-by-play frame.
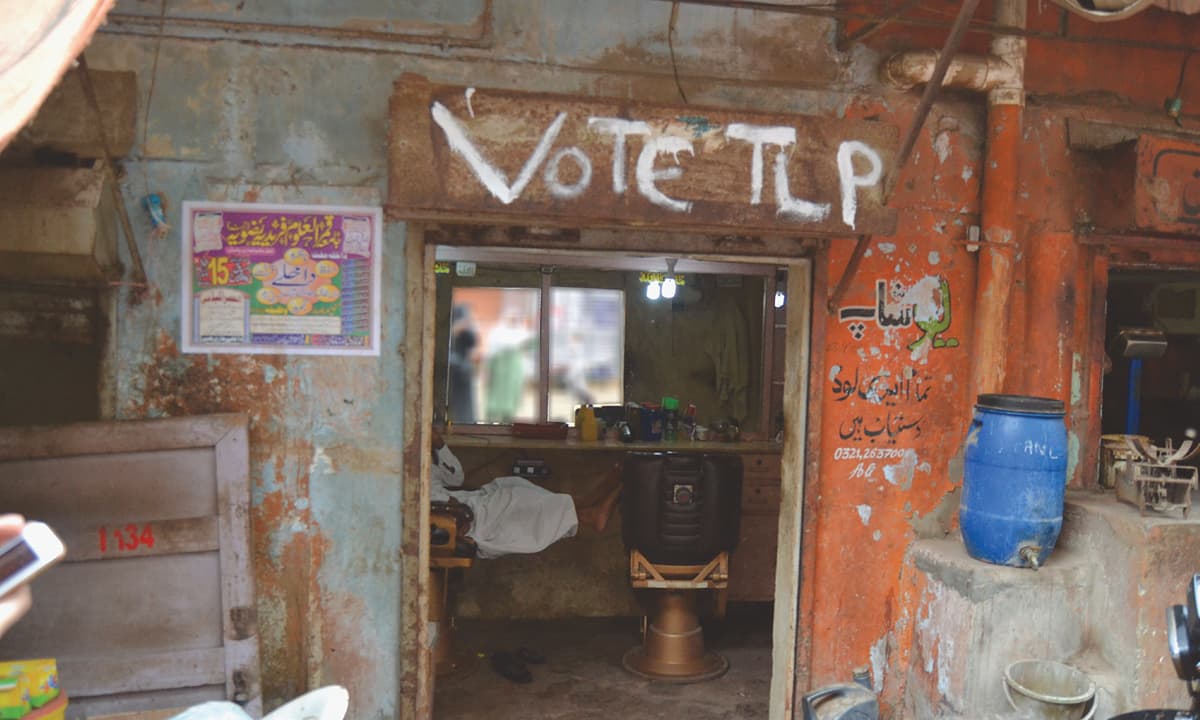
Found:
[742,476,781,514]
[742,453,779,478]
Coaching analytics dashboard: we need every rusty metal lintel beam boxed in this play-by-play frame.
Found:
[838,0,925,50]
[654,0,1200,54]
[827,0,983,314]
[1077,230,1200,247]
[102,0,494,50]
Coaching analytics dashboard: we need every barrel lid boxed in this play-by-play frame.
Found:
[976,394,1064,415]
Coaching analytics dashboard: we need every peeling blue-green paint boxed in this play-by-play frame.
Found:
[1067,432,1080,483]
[1071,352,1084,407]
[677,115,721,138]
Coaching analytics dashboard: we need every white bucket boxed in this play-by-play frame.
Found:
[1003,659,1096,720]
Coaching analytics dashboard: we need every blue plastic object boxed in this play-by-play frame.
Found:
[142,193,169,233]
[1126,357,1143,435]
[960,394,1068,568]
[641,407,664,441]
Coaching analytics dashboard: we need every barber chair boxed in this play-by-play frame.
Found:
[620,452,742,682]
[429,501,477,676]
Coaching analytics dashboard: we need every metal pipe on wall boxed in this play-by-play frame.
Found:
[970,0,1027,398]
[881,49,1020,92]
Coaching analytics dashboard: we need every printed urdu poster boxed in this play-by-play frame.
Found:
[181,202,382,356]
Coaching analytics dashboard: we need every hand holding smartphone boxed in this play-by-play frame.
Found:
[0,518,65,637]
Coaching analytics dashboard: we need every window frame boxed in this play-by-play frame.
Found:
[435,245,778,433]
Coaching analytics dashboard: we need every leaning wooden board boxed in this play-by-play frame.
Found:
[0,414,261,719]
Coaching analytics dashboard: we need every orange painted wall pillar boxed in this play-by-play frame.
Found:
[1023,231,1078,401]
[970,100,1023,398]
[970,0,1027,399]
[807,225,975,711]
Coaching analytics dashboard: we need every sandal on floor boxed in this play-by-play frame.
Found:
[490,651,532,683]
[515,647,546,664]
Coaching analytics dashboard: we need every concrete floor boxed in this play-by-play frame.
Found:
[434,607,773,719]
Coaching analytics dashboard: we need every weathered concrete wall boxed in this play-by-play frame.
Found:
[892,494,1200,718]
[70,0,1200,717]
[82,2,859,716]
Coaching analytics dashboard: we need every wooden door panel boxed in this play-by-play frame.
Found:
[0,448,218,521]
[0,415,260,718]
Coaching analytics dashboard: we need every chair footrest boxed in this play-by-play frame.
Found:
[629,549,728,587]
[632,579,727,590]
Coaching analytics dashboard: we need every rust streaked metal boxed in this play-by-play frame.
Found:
[839,0,925,50]
[429,224,822,258]
[388,75,898,237]
[1110,136,1200,236]
[102,1,493,49]
[656,0,1200,54]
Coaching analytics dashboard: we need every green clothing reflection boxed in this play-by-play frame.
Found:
[485,344,525,423]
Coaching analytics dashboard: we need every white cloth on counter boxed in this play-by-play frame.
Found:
[432,444,578,559]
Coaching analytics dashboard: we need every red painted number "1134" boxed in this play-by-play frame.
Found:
[97,524,155,553]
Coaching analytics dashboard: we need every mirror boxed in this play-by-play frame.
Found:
[433,247,775,433]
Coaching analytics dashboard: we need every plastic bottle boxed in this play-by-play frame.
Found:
[642,404,663,442]
[662,396,680,442]
[576,405,599,442]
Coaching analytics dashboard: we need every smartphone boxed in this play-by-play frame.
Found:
[0,522,66,599]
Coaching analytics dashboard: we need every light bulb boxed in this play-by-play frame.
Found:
[646,281,661,300]
[774,290,786,308]
[662,277,677,299]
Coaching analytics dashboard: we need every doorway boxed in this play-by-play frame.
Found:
[400,225,813,720]
[1103,270,1200,443]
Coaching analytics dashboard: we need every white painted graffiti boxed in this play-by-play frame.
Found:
[837,275,960,352]
[1023,440,1062,459]
[834,446,911,461]
[431,93,885,228]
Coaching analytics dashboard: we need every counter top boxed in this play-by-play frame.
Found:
[444,433,782,454]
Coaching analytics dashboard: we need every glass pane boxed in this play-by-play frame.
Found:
[447,287,540,424]
[548,288,624,424]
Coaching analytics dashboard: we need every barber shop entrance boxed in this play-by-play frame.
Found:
[391,77,896,720]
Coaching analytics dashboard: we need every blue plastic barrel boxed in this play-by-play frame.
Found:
[960,394,1068,568]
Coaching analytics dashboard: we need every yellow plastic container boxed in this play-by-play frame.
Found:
[0,674,30,720]
[576,405,599,442]
[0,661,57,709]
[22,694,64,720]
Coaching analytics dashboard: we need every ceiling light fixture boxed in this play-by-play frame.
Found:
[662,259,678,299]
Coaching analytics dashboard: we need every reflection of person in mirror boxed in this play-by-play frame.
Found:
[447,305,479,424]
[431,430,621,559]
[560,331,594,406]
[484,310,534,423]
